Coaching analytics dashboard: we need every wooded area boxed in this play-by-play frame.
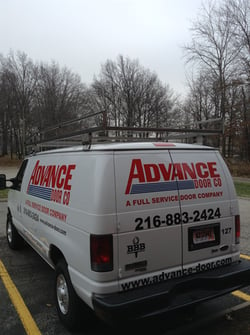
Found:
[0,0,249,160]
[183,0,250,159]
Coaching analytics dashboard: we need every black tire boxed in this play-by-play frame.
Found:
[55,259,83,331]
[6,213,24,250]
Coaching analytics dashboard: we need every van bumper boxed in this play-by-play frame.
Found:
[92,260,250,324]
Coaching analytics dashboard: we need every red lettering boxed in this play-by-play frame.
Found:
[40,166,48,185]
[27,160,40,189]
[64,165,76,190]
[173,163,184,180]
[196,162,209,178]
[144,164,160,182]
[34,166,44,185]
[207,162,220,178]
[42,166,52,187]
[158,163,173,180]
[125,160,221,195]
[125,159,145,194]
[182,163,196,179]
[27,161,76,191]
[56,165,67,188]
[50,189,62,203]
[49,166,58,188]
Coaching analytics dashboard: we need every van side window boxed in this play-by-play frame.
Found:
[12,160,28,191]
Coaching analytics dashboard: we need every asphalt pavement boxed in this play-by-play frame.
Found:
[1,198,250,334]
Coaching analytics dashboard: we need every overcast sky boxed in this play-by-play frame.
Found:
[0,0,206,95]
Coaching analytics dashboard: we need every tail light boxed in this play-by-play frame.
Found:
[235,215,240,244]
[90,234,113,272]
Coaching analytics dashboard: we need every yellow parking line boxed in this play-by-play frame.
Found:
[232,290,250,301]
[240,254,250,260]
[232,254,250,301]
[0,260,41,335]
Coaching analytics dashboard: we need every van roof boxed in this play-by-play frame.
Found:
[31,142,215,156]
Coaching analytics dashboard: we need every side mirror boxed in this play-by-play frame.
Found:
[9,177,19,189]
[0,174,6,190]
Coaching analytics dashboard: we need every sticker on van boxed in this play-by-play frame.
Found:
[27,160,76,206]
[125,159,221,195]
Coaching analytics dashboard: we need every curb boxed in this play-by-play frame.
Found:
[238,196,250,201]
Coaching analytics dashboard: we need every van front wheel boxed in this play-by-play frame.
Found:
[55,259,81,331]
[6,215,24,250]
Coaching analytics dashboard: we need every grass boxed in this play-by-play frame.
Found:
[234,181,250,198]
[0,189,9,199]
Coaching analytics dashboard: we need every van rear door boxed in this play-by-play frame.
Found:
[114,150,182,288]
[169,149,237,273]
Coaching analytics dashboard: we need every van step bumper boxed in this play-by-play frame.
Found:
[92,260,250,324]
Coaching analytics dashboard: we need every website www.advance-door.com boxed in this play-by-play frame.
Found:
[121,257,232,291]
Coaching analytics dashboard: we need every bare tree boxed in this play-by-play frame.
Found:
[184,0,241,155]
[223,0,250,159]
[92,55,177,130]
[36,62,86,127]
[223,0,250,76]
[0,51,39,157]
[185,72,214,123]
[29,61,91,144]
[0,51,91,156]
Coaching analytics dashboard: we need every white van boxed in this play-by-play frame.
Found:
[1,141,250,330]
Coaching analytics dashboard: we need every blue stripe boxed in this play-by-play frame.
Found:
[28,185,52,200]
[178,180,195,190]
[130,180,195,194]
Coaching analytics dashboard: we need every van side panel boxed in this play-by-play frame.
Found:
[19,152,119,307]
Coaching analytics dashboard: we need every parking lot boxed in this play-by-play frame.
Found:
[1,198,250,335]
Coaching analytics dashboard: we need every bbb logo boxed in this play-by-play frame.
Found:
[127,237,145,258]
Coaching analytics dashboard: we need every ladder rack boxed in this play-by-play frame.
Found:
[25,111,223,152]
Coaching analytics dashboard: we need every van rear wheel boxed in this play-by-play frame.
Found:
[6,215,24,250]
[55,259,82,331]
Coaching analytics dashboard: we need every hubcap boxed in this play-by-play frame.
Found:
[7,221,13,243]
[57,274,69,315]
